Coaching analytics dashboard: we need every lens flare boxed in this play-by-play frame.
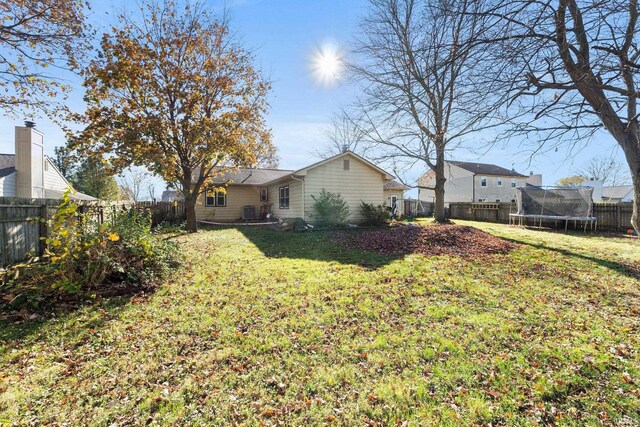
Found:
[309,42,343,86]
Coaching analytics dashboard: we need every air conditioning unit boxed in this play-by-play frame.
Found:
[242,205,256,220]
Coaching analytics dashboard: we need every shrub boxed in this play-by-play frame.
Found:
[360,202,390,226]
[311,189,350,226]
[2,191,179,299]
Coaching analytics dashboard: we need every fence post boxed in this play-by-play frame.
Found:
[39,204,48,256]
[616,203,621,231]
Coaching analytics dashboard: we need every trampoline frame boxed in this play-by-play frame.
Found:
[509,186,598,232]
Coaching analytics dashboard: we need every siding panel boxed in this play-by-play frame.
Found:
[303,155,385,223]
[268,179,303,219]
[0,173,16,197]
[196,185,264,222]
[43,158,71,193]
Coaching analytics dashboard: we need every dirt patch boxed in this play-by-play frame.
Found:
[335,224,518,257]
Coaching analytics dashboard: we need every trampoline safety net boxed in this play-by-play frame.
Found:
[515,186,594,217]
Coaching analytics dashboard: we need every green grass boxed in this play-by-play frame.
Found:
[1,221,639,426]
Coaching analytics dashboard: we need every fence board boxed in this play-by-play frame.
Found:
[0,199,186,268]
[447,202,634,231]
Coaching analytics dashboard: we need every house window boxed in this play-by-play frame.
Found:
[481,176,487,187]
[478,198,487,202]
[205,190,226,207]
[279,186,289,209]
[495,199,501,203]
[391,195,398,207]
[497,179,502,187]
[511,199,516,203]
[260,188,268,202]
[343,159,350,170]
[216,191,226,207]
[511,179,517,188]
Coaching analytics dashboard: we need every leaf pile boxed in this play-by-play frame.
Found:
[335,224,518,256]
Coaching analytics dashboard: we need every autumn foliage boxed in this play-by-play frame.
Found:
[0,0,90,116]
[335,224,518,257]
[71,1,272,231]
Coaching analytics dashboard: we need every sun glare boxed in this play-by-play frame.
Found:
[310,42,344,86]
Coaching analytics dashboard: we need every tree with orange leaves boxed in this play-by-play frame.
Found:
[71,1,272,231]
[0,0,90,116]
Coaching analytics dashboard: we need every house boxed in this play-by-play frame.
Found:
[383,179,409,215]
[578,180,604,202]
[0,123,95,200]
[195,151,403,224]
[601,185,634,203]
[417,160,540,205]
[161,190,183,202]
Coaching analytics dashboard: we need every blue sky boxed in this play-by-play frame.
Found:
[0,0,629,196]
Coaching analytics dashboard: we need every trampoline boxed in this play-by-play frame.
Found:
[509,186,598,232]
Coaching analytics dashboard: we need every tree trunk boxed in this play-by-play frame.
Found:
[620,136,640,232]
[433,144,447,223]
[185,193,198,232]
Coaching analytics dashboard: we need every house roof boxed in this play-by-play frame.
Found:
[602,185,633,200]
[161,190,184,201]
[209,168,294,185]
[0,153,96,200]
[384,179,409,191]
[45,189,97,201]
[203,151,395,186]
[447,160,527,177]
[0,153,16,178]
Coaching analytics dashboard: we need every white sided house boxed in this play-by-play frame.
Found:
[0,123,95,200]
[195,151,405,224]
[417,160,540,205]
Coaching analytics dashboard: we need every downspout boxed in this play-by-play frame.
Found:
[291,175,305,220]
[472,174,476,202]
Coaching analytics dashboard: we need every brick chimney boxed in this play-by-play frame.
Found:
[15,122,45,198]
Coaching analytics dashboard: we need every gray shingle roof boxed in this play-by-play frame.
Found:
[384,179,409,191]
[0,153,16,178]
[602,185,633,200]
[44,189,97,201]
[448,160,527,177]
[209,168,294,185]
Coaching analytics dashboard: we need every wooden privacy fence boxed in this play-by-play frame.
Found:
[0,199,186,268]
[447,202,634,231]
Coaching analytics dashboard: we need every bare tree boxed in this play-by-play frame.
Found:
[118,167,154,202]
[349,0,508,222]
[314,111,367,159]
[480,0,640,230]
[579,156,631,186]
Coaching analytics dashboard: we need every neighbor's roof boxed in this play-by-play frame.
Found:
[161,190,184,201]
[0,153,16,178]
[209,168,294,185]
[45,189,97,201]
[447,160,527,177]
[384,179,409,191]
[0,154,96,200]
[602,185,633,200]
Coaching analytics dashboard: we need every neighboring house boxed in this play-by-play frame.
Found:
[417,160,539,205]
[0,124,95,200]
[601,185,634,203]
[578,180,604,202]
[161,190,183,202]
[195,151,402,224]
[383,179,409,215]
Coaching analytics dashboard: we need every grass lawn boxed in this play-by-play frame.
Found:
[1,221,639,426]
